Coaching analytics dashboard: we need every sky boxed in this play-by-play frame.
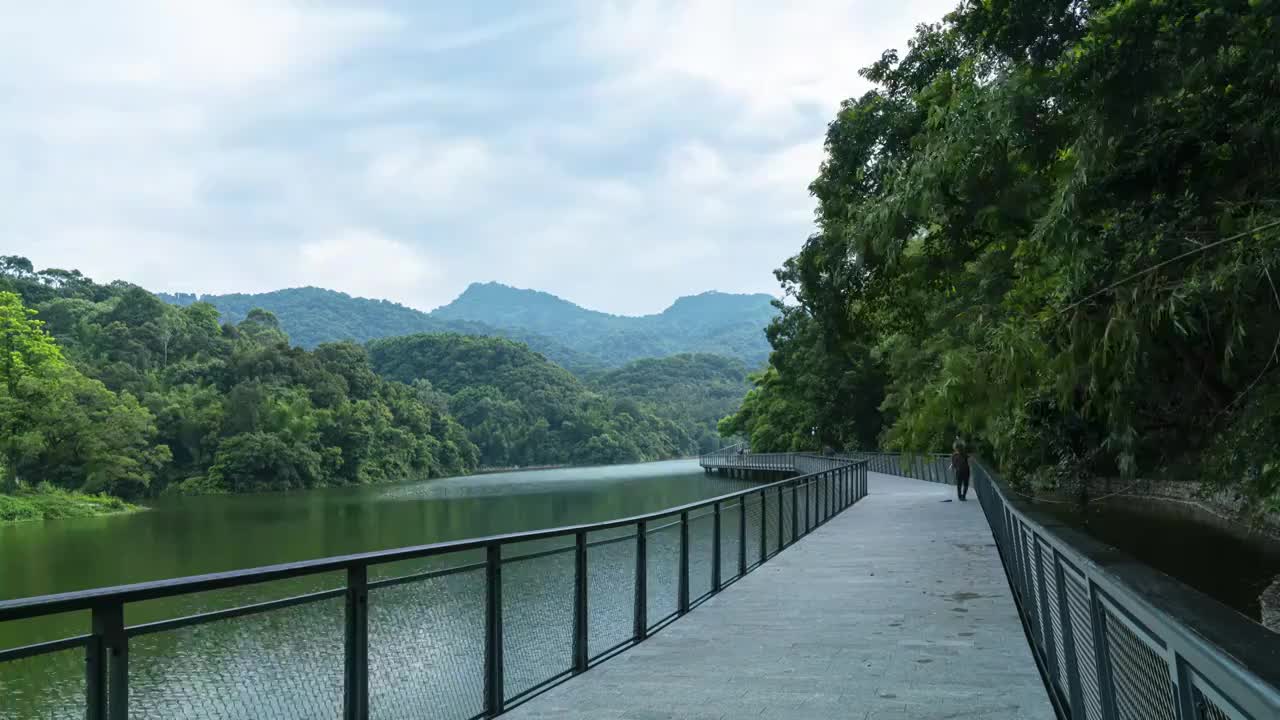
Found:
[1,0,956,316]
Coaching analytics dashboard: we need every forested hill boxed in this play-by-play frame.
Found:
[2,260,746,507]
[367,334,699,467]
[159,287,600,374]
[161,283,778,371]
[433,283,777,368]
[586,354,749,456]
[0,261,479,500]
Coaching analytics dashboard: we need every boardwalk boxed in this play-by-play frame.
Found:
[505,472,1053,720]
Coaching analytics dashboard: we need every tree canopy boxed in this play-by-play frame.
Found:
[722,0,1280,511]
[1,265,479,497]
[368,334,695,467]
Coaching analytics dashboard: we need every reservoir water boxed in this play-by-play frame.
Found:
[0,459,758,719]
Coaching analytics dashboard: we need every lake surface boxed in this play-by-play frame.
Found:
[0,460,764,719]
[1044,497,1280,622]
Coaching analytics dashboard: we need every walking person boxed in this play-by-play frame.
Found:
[950,440,971,501]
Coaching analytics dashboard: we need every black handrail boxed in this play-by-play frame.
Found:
[0,456,870,720]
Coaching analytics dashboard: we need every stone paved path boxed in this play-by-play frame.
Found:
[503,472,1054,720]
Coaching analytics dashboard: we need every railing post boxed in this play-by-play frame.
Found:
[1089,581,1119,720]
[343,565,369,720]
[776,486,784,550]
[803,479,814,530]
[816,475,823,524]
[678,511,690,614]
[738,498,747,576]
[758,490,767,562]
[1174,655,1199,720]
[634,521,647,641]
[835,468,842,510]
[829,468,839,517]
[89,603,126,720]
[712,502,722,590]
[790,484,799,546]
[573,530,589,673]
[485,544,504,717]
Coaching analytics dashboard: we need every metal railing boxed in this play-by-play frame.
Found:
[699,449,855,476]
[0,457,868,720]
[843,451,952,484]
[870,451,1280,720]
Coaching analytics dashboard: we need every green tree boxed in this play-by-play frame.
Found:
[0,292,66,491]
[731,0,1280,511]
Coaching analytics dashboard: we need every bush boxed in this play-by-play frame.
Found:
[0,494,40,522]
[0,484,139,523]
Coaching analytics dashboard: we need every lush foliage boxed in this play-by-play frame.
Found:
[0,289,169,497]
[369,334,694,467]
[724,0,1280,512]
[1,262,479,498]
[0,483,137,523]
[586,353,749,454]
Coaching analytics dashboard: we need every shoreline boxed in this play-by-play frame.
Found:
[0,489,144,525]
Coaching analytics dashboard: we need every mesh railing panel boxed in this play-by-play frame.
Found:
[1041,548,1069,701]
[646,518,680,627]
[743,494,764,568]
[129,595,345,719]
[720,501,741,582]
[1064,573,1103,720]
[0,643,86,720]
[763,490,778,558]
[1103,604,1177,720]
[368,567,486,720]
[502,545,574,700]
[1023,528,1043,646]
[687,511,715,602]
[587,530,636,659]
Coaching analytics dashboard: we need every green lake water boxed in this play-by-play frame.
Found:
[0,459,760,719]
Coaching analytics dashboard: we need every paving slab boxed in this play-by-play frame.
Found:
[503,472,1054,720]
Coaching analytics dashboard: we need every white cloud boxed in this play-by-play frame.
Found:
[1,2,397,98]
[362,133,498,218]
[295,228,443,301]
[0,0,958,316]
[664,142,730,189]
[578,0,953,135]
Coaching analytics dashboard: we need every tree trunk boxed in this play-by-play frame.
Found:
[2,459,17,494]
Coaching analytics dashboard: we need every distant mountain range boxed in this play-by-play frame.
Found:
[159,283,777,371]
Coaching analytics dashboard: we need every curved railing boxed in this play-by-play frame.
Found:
[0,457,869,720]
[868,451,1280,720]
[699,449,856,476]
[842,451,952,484]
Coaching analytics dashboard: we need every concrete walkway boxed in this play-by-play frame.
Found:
[504,472,1054,720]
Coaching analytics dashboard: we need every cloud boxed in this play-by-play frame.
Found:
[295,229,441,300]
[577,0,952,137]
[1,1,957,316]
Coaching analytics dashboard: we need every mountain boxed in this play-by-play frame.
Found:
[161,283,778,371]
[431,283,777,368]
[157,287,602,373]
